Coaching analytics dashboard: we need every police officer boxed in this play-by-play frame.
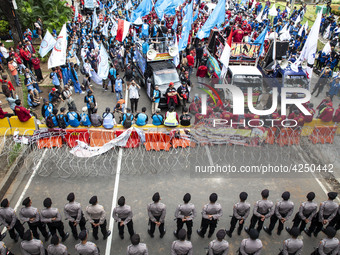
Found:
[304,192,338,237]
[197,193,223,238]
[279,227,303,255]
[127,234,148,255]
[239,229,262,255]
[226,192,250,238]
[245,189,274,234]
[75,230,99,255]
[147,192,166,238]
[20,197,50,241]
[20,229,45,255]
[64,192,86,240]
[112,196,134,239]
[85,196,111,240]
[286,192,317,233]
[328,205,340,231]
[174,193,197,240]
[0,198,24,242]
[207,229,229,255]
[171,229,193,255]
[40,198,69,242]
[312,226,339,255]
[47,234,68,255]
[264,191,294,235]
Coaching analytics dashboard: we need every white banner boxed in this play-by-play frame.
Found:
[39,30,56,58]
[48,24,67,69]
[70,128,145,158]
[97,43,109,80]
[84,0,94,8]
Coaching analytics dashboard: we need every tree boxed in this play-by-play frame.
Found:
[0,0,23,46]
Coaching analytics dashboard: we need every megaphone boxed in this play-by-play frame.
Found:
[169,46,178,57]
[147,49,157,60]
[280,59,289,69]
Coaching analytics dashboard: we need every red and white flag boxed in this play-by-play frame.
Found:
[220,28,233,77]
[116,19,131,42]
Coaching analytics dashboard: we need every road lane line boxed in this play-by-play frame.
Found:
[105,148,123,255]
[1,150,47,234]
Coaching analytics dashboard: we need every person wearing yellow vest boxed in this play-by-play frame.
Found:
[164,106,179,127]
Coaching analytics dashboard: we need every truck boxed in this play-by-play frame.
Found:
[133,37,181,108]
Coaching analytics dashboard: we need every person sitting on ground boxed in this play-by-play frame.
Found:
[164,106,179,127]
[318,102,335,122]
[67,107,81,128]
[333,103,340,123]
[90,108,102,127]
[0,100,13,119]
[41,98,53,118]
[151,108,164,126]
[6,93,19,114]
[135,107,148,126]
[14,99,32,122]
[27,89,40,108]
[49,88,63,106]
[51,108,59,127]
[180,107,191,126]
[57,107,69,129]
[80,107,92,127]
[102,107,116,129]
[0,74,15,98]
[122,108,133,128]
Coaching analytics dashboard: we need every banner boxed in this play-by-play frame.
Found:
[97,43,109,80]
[84,0,94,8]
[39,30,56,58]
[48,24,67,69]
[70,128,145,157]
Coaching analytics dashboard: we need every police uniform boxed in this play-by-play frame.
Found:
[64,199,86,239]
[85,196,110,240]
[197,193,223,238]
[307,193,338,236]
[147,200,166,237]
[0,199,24,241]
[47,243,68,255]
[281,238,303,255]
[171,240,193,255]
[208,239,229,255]
[40,198,68,242]
[228,200,250,236]
[75,241,99,255]
[20,198,49,240]
[112,204,134,238]
[127,243,148,255]
[174,200,197,240]
[328,205,340,231]
[20,239,45,255]
[265,192,294,235]
[291,200,317,232]
[239,238,263,255]
[317,237,339,254]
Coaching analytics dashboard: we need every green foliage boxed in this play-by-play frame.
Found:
[17,0,72,34]
[0,20,9,36]
[8,143,22,165]
[331,9,340,15]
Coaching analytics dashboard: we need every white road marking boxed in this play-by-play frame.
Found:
[1,150,47,234]
[105,148,123,255]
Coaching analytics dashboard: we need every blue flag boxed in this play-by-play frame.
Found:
[99,1,104,9]
[155,0,182,19]
[197,0,226,39]
[178,1,193,51]
[253,26,268,56]
[193,5,199,22]
[131,0,153,22]
[172,17,178,30]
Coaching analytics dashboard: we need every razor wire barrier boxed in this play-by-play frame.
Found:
[0,125,338,179]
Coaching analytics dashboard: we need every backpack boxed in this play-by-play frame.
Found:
[46,115,54,128]
[123,113,132,128]
[57,114,67,129]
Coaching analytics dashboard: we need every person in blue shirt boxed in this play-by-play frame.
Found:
[141,20,149,38]
[50,68,60,91]
[151,108,164,126]
[41,98,54,118]
[135,107,148,126]
[57,107,69,128]
[80,107,92,127]
[109,64,117,93]
[84,90,96,116]
[69,63,82,94]
[102,107,116,129]
[122,108,134,126]
[61,65,69,86]
[114,74,124,101]
[52,109,58,127]
[151,85,161,114]
[257,3,262,15]
[67,107,81,127]
[328,76,340,100]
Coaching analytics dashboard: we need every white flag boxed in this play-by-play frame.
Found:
[125,0,133,10]
[323,25,330,39]
[98,43,109,80]
[39,30,57,58]
[102,21,109,37]
[294,14,301,26]
[322,41,332,54]
[279,23,288,35]
[93,38,99,49]
[111,21,118,36]
[173,34,180,67]
[269,4,277,16]
[110,1,117,11]
[48,24,67,69]
[74,5,78,21]
[92,10,99,30]
[256,8,263,22]
[298,22,305,36]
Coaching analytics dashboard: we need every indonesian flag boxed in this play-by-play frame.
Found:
[116,19,131,42]
[220,28,233,77]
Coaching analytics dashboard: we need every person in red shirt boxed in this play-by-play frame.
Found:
[303,103,315,123]
[196,65,208,84]
[318,103,334,122]
[22,47,32,70]
[186,52,195,78]
[0,100,13,119]
[31,54,43,82]
[233,24,245,43]
[333,104,340,123]
[14,99,32,122]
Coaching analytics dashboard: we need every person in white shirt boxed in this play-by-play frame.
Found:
[128,79,140,113]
